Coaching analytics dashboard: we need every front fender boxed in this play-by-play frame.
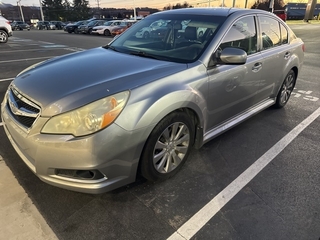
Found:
[117,88,207,132]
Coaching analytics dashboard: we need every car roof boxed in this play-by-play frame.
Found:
[152,7,275,17]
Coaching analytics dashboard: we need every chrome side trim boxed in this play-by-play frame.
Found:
[203,99,275,143]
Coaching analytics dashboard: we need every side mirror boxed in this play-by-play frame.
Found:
[217,47,247,65]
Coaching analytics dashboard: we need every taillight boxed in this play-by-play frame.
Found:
[302,43,305,52]
[6,21,10,24]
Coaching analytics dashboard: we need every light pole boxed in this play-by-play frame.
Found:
[133,0,137,20]
[39,0,44,21]
[17,0,25,22]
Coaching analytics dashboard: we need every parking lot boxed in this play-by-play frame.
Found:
[0,25,320,239]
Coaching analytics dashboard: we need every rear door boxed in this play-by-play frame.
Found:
[256,15,292,102]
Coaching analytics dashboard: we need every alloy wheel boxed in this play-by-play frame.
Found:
[153,122,190,174]
[280,72,295,105]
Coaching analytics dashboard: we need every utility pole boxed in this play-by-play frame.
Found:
[304,0,317,22]
[269,0,275,12]
[39,0,44,21]
[96,0,100,18]
[17,0,25,22]
[133,0,136,20]
[245,0,248,8]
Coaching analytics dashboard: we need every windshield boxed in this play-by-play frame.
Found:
[108,13,225,63]
[120,22,129,26]
[104,21,114,26]
[88,21,97,26]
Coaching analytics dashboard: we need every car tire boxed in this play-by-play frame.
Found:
[67,29,72,33]
[0,30,8,43]
[88,29,93,35]
[140,111,194,181]
[74,28,78,34]
[104,29,110,36]
[274,69,296,108]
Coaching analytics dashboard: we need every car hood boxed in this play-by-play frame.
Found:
[12,47,187,117]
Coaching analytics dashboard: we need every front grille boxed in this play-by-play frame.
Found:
[11,90,40,114]
[10,115,36,128]
[6,88,41,129]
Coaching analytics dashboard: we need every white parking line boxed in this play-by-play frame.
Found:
[0,56,55,64]
[0,48,68,53]
[168,106,320,240]
[0,78,14,82]
[38,41,54,44]
[0,122,3,126]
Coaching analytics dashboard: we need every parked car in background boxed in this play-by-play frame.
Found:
[10,21,30,31]
[91,20,123,36]
[274,10,287,22]
[65,20,88,33]
[48,22,57,30]
[111,20,136,36]
[0,15,12,43]
[49,21,66,30]
[36,21,51,30]
[77,19,106,34]
[1,8,304,194]
[135,20,167,39]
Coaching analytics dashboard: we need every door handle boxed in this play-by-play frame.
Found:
[252,62,262,72]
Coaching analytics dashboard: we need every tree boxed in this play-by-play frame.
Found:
[163,1,193,10]
[73,0,90,20]
[62,0,72,21]
[42,0,65,20]
[250,0,285,10]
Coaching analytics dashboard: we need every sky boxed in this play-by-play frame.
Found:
[2,0,260,10]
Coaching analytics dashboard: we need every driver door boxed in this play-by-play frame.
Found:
[206,15,264,130]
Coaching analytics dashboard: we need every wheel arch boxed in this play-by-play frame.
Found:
[115,88,206,154]
[274,65,298,99]
[0,27,9,34]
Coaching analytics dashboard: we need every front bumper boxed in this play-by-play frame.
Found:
[91,29,104,35]
[1,98,143,194]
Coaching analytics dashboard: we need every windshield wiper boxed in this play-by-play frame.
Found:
[104,45,119,52]
[129,51,162,60]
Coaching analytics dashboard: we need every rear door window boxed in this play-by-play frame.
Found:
[259,16,281,50]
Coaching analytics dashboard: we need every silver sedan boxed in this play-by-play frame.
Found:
[1,8,304,193]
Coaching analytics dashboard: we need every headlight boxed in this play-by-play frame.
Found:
[41,91,129,136]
